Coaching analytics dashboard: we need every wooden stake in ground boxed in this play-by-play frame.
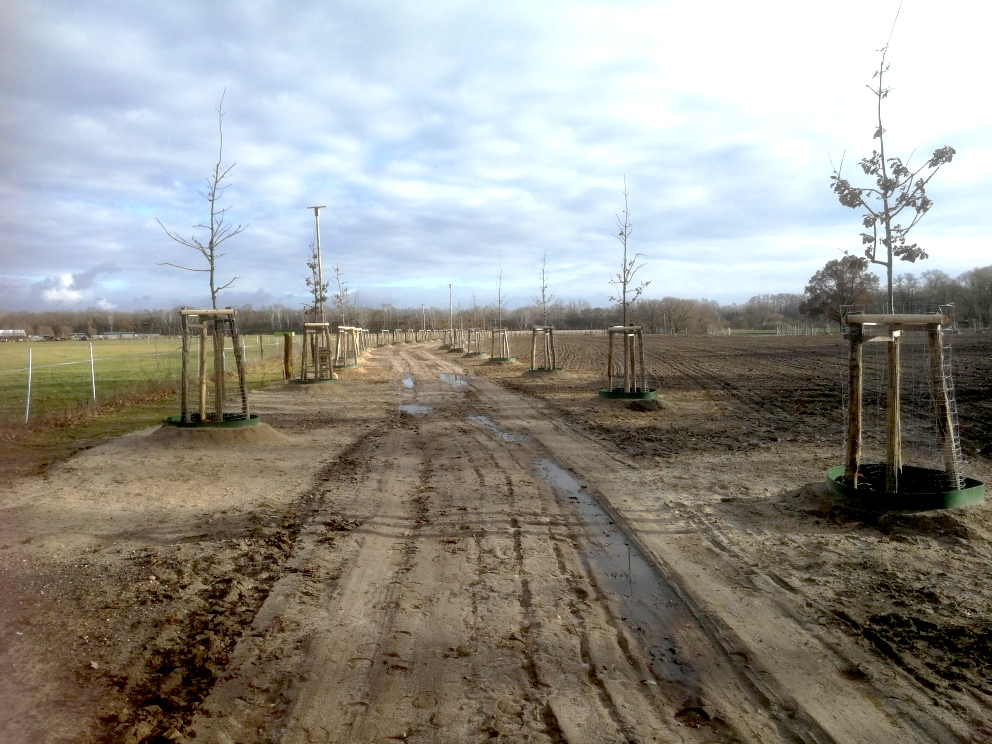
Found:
[927,327,963,490]
[845,323,864,488]
[842,312,960,494]
[178,308,248,423]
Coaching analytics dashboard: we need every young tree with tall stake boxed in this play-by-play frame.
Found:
[830,15,954,313]
[534,250,558,325]
[608,178,649,325]
[158,90,247,309]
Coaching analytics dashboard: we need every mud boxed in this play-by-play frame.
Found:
[2,336,992,743]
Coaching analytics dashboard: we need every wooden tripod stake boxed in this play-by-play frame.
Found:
[530,326,559,371]
[843,313,959,493]
[301,322,334,381]
[179,308,249,423]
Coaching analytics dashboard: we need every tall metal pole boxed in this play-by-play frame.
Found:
[308,205,326,321]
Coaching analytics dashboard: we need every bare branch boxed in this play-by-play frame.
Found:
[157,90,245,308]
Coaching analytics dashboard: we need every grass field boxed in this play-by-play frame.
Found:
[0,336,284,422]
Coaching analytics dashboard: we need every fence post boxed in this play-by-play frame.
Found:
[25,348,32,423]
[90,342,96,401]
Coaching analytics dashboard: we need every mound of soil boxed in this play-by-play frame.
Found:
[142,422,291,448]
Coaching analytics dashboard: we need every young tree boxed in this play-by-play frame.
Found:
[830,27,954,313]
[495,268,507,328]
[304,239,329,322]
[800,255,880,328]
[534,249,559,325]
[608,178,649,326]
[158,91,247,309]
[330,265,351,325]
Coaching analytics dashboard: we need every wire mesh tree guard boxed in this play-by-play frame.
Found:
[827,311,983,509]
[299,322,335,383]
[334,326,361,368]
[489,328,515,362]
[599,325,656,399]
[467,328,487,357]
[170,308,256,426]
[530,326,561,372]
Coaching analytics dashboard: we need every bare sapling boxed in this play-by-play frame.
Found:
[608,178,649,326]
[534,250,559,325]
[158,90,247,309]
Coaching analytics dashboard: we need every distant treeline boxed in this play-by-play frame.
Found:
[3,265,990,337]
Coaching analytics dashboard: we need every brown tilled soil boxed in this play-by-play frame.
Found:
[1,335,991,743]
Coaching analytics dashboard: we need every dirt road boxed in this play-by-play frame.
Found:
[1,342,989,743]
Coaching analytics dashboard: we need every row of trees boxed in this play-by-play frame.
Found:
[5,261,990,339]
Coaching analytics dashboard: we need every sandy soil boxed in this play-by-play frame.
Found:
[1,337,991,743]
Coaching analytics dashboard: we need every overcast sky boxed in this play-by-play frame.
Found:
[2,0,989,314]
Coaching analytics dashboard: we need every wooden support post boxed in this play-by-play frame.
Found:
[230,319,249,418]
[198,323,208,422]
[283,334,293,379]
[213,323,225,421]
[845,324,864,487]
[637,330,646,392]
[606,331,614,390]
[530,328,537,370]
[885,331,902,493]
[624,333,632,392]
[928,327,963,490]
[180,315,190,423]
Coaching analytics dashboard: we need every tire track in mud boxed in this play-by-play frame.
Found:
[96,420,399,744]
[464,365,973,743]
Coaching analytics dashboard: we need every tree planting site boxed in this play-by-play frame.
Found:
[2,334,992,743]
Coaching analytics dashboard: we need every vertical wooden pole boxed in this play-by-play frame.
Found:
[214,320,225,421]
[885,331,902,493]
[198,323,208,422]
[637,328,646,393]
[180,316,189,422]
[928,327,963,490]
[230,318,249,418]
[283,334,293,379]
[844,323,863,487]
[624,333,632,393]
[606,331,614,391]
[300,330,310,381]
[531,328,537,370]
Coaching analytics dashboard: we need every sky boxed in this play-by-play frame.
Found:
[2,0,990,314]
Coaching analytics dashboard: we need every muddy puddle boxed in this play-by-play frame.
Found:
[438,373,469,387]
[401,375,415,389]
[467,414,529,443]
[399,403,433,415]
[534,458,701,693]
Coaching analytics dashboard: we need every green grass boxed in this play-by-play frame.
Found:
[0,336,284,422]
[0,337,291,479]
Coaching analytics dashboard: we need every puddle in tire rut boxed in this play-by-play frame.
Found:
[438,373,469,387]
[535,458,699,690]
[468,414,529,442]
[399,403,434,415]
[401,375,415,389]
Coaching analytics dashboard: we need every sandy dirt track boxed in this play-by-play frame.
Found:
[1,339,991,743]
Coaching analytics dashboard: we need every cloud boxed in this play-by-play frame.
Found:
[2,1,989,313]
[25,264,121,308]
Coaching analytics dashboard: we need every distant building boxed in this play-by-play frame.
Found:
[0,329,27,341]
